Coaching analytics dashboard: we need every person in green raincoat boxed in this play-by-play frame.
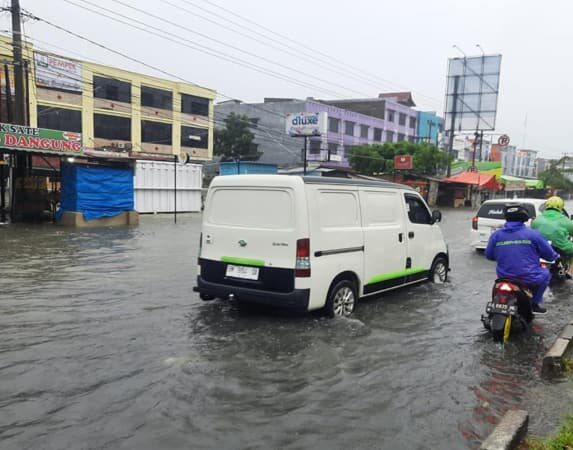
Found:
[531,196,573,276]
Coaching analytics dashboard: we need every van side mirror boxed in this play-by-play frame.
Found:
[432,210,442,224]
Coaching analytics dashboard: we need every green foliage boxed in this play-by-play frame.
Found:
[538,166,573,192]
[348,142,451,176]
[527,415,573,449]
[214,113,261,161]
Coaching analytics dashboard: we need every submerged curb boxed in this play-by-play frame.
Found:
[480,410,529,450]
[542,321,573,376]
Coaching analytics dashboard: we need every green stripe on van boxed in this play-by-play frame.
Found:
[221,256,265,267]
[366,267,426,285]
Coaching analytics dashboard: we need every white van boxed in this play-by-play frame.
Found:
[194,175,449,317]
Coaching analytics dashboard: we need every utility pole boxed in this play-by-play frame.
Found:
[446,75,460,177]
[11,0,25,125]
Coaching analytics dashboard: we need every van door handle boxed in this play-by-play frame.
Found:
[408,232,415,239]
[398,233,403,242]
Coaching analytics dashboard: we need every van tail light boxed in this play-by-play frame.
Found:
[472,216,479,230]
[295,238,311,277]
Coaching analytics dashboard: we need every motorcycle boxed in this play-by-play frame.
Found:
[481,279,534,343]
[540,241,570,283]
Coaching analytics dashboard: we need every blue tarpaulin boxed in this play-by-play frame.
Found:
[58,163,134,221]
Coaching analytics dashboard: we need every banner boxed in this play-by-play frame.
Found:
[34,52,82,92]
[0,123,83,156]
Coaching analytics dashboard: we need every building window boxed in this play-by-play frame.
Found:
[399,113,407,126]
[386,130,394,142]
[249,117,259,129]
[181,93,209,116]
[398,133,405,142]
[345,121,355,136]
[327,142,338,155]
[373,128,382,141]
[181,125,208,149]
[93,76,131,103]
[37,106,81,133]
[94,113,131,141]
[142,120,172,145]
[328,117,340,133]
[409,117,416,129]
[387,110,395,122]
[408,135,416,143]
[360,124,369,139]
[309,139,321,154]
[141,85,172,110]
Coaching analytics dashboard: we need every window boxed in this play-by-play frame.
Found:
[345,121,355,136]
[93,76,131,103]
[181,125,208,149]
[409,117,416,129]
[141,85,172,110]
[408,135,416,143]
[399,113,407,126]
[405,194,432,225]
[142,120,172,145]
[94,113,131,141]
[478,202,537,219]
[386,109,395,122]
[181,93,209,116]
[385,131,394,142]
[327,142,338,155]
[373,128,382,141]
[328,117,340,133]
[37,106,81,133]
[209,189,293,229]
[398,133,405,142]
[309,139,321,154]
[249,117,259,129]
[360,124,369,138]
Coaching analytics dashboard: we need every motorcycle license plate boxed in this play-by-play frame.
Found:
[486,302,515,314]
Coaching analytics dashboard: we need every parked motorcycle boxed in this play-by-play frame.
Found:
[481,279,534,343]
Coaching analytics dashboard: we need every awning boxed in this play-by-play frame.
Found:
[443,170,499,190]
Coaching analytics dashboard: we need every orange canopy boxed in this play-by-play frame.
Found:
[443,171,499,190]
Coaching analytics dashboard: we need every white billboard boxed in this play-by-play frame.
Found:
[34,52,82,92]
[285,112,327,137]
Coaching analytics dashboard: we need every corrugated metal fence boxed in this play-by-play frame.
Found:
[134,160,202,213]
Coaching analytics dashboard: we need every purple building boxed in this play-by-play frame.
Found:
[215,94,419,167]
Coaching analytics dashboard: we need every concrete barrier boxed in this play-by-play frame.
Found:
[542,321,573,376]
[480,409,529,450]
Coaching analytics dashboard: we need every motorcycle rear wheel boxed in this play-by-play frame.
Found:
[491,314,508,343]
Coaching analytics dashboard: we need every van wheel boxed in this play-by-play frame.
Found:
[325,280,356,318]
[430,257,448,284]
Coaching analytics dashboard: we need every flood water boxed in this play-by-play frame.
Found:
[2,208,573,449]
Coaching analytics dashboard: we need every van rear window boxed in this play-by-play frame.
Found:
[208,188,293,229]
[477,202,536,219]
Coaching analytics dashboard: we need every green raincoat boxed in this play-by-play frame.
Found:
[531,209,573,255]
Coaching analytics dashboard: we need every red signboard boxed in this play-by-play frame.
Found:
[394,155,413,170]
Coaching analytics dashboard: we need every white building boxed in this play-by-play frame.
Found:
[502,147,538,178]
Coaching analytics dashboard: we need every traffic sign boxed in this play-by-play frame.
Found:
[498,135,510,146]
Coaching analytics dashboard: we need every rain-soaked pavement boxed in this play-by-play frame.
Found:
[2,207,573,450]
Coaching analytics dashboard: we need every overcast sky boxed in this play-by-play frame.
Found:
[9,0,573,158]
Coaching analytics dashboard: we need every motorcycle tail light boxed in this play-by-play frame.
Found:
[497,282,514,292]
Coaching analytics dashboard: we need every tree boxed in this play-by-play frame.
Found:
[539,166,573,192]
[349,145,386,175]
[214,113,261,161]
[348,142,450,176]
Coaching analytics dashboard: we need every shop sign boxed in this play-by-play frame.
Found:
[0,123,83,156]
[394,154,413,170]
[34,52,82,92]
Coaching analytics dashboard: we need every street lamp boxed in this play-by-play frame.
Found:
[476,44,485,56]
[452,45,466,57]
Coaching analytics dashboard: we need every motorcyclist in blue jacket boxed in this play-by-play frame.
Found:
[485,204,558,314]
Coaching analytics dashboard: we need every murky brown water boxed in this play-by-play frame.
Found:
[1,209,573,449]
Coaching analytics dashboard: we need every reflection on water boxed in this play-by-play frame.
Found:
[1,210,573,449]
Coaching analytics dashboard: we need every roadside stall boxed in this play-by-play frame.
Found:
[441,171,499,207]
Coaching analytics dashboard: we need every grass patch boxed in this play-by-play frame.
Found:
[526,415,573,449]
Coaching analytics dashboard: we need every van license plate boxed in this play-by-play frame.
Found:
[226,265,259,280]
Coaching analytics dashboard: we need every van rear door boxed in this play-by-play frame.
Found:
[200,186,298,293]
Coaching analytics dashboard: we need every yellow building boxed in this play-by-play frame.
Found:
[0,36,216,161]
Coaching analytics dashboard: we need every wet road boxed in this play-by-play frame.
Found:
[2,208,573,450]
